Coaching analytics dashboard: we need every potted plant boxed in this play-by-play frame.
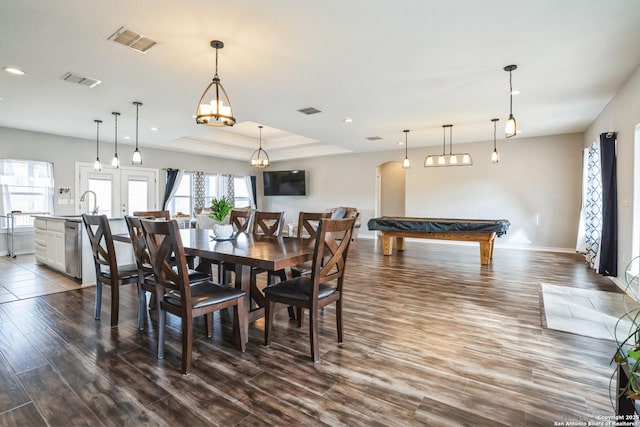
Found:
[209,196,234,238]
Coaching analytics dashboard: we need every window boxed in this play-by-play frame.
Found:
[166,173,255,216]
[0,159,54,228]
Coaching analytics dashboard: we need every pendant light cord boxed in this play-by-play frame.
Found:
[135,103,139,150]
[509,70,513,115]
[96,120,100,157]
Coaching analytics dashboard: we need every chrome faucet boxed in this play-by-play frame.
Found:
[80,190,99,214]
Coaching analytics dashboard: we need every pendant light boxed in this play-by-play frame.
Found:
[111,112,120,168]
[250,125,270,168]
[402,129,411,169]
[424,124,472,167]
[93,119,102,171]
[491,118,500,163]
[195,40,235,127]
[132,101,142,165]
[504,64,517,138]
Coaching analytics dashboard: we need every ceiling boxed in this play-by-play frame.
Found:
[1,1,640,163]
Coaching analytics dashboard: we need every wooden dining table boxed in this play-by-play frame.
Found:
[179,228,316,342]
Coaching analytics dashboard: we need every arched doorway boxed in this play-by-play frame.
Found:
[376,161,406,218]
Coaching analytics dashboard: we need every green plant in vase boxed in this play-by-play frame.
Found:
[209,196,234,238]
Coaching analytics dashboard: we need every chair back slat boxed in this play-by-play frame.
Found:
[82,214,117,271]
[230,208,253,233]
[297,212,331,239]
[125,215,152,275]
[141,220,189,299]
[310,217,356,298]
[252,211,284,237]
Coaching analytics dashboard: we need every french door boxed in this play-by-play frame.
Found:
[76,164,158,217]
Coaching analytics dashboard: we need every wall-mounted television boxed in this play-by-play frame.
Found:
[263,170,307,196]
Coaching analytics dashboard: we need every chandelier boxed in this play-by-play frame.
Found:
[250,125,270,168]
[424,124,472,167]
[195,40,235,127]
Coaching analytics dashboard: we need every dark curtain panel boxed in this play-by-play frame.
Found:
[598,132,617,276]
[162,168,180,210]
[250,176,257,207]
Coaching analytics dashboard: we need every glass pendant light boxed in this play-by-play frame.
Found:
[250,125,270,168]
[504,65,517,138]
[402,129,411,169]
[132,101,142,165]
[93,119,102,171]
[491,118,500,163]
[111,112,120,168]
[195,40,236,127]
[425,124,472,167]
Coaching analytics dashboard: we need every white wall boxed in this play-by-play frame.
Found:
[269,132,584,250]
[1,125,585,251]
[378,162,406,217]
[584,63,640,282]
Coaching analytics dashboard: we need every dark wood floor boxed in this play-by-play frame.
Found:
[0,238,623,426]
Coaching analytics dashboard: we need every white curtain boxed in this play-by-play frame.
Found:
[576,143,603,270]
[243,176,256,209]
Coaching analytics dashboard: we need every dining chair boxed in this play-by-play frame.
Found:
[230,208,253,233]
[264,217,356,363]
[126,215,211,331]
[252,211,285,236]
[141,218,247,374]
[82,214,139,327]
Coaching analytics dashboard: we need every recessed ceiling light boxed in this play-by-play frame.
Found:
[343,118,353,123]
[123,136,131,140]
[510,90,521,95]
[4,67,25,76]
[398,141,404,146]
[150,127,159,131]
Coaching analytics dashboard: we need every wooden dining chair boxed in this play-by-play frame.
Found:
[264,217,356,363]
[141,218,247,374]
[230,208,253,233]
[252,211,285,236]
[82,214,139,327]
[126,215,211,331]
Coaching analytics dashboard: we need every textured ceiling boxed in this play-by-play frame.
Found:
[1,0,640,162]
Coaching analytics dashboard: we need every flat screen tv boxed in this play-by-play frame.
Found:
[263,170,307,196]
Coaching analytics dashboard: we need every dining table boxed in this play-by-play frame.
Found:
[179,228,316,343]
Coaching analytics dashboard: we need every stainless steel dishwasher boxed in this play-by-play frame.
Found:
[64,220,82,280]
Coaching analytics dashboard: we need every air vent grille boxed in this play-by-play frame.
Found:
[366,136,383,141]
[60,72,102,88]
[297,107,322,115]
[108,26,157,53]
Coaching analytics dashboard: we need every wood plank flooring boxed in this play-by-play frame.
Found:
[0,239,623,426]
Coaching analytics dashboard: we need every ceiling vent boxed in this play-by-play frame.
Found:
[60,72,102,88]
[366,136,383,141]
[108,26,157,53]
[297,107,322,115]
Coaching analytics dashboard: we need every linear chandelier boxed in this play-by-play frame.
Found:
[195,40,235,127]
[424,124,472,167]
[250,125,270,168]
[504,64,517,138]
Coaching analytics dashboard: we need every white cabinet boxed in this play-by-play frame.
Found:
[35,218,66,272]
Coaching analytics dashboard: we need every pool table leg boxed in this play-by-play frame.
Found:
[479,242,491,265]
[381,233,393,255]
[396,237,405,251]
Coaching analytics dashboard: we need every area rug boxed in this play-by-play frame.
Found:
[540,283,640,342]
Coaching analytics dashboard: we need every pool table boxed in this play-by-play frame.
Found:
[367,216,510,265]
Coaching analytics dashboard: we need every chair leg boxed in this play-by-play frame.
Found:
[297,308,304,328]
[110,282,120,327]
[336,299,343,344]
[94,281,102,320]
[310,307,319,363]
[181,317,194,374]
[205,313,213,337]
[157,308,166,359]
[264,300,276,346]
[236,298,247,352]
[137,285,146,330]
